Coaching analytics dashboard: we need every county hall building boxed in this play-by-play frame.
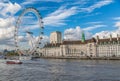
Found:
[39,31,120,58]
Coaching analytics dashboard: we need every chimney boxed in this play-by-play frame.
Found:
[51,41,53,46]
[96,35,99,43]
[117,34,119,41]
[55,41,57,46]
[110,34,112,41]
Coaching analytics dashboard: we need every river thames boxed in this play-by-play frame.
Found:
[0,59,120,81]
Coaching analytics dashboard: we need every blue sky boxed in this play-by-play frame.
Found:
[13,0,120,37]
[9,0,120,32]
[0,0,120,50]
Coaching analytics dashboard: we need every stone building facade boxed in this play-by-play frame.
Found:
[96,36,120,57]
[39,31,120,58]
[50,31,62,43]
[39,38,97,57]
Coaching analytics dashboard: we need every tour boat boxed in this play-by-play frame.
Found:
[6,60,22,64]
[5,50,23,64]
[5,49,33,64]
[6,54,32,64]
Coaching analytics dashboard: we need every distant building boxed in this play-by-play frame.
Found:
[50,31,62,44]
[39,31,120,58]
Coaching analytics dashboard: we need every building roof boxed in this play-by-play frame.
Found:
[97,37,120,44]
[44,37,120,48]
[62,38,96,45]
[51,31,61,34]
[44,43,61,48]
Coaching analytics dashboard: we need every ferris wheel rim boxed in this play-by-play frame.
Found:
[14,7,44,55]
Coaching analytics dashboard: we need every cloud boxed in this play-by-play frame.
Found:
[0,1,21,50]
[79,12,101,19]
[0,25,15,50]
[0,2,21,17]
[82,0,113,13]
[86,21,103,25]
[83,21,106,31]
[113,16,120,29]
[21,0,37,5]
[93,30,120,39]
[22,0,62,5]
[83,25,106,31]
[0,25,15,42]
[0,17,15,28]
[43,6,78,26]
[40,0,62,2]
[113,17,120,20]
[113,17,120,31]
[0,17,15,42]
[115,22,120,29]
[19,35,49,49]
[19,16,41,31]
[0,0,9,3]
[93,17,120,39]
[40,35,49,47]
[64,26,92,40]
[73,0,88,5]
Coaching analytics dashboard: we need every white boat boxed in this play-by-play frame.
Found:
[6,53,32,64]
[19,55,32,61]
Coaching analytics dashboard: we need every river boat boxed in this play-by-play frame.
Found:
[6,60,22,64]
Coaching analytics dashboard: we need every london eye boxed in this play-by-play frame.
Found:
[14,7,44,55]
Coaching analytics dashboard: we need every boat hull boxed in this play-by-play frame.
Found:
[6,60,22,64]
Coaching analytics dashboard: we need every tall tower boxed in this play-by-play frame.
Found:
[50,31,62,43]
[81,31,85,42]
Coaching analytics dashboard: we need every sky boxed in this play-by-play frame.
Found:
[0,0,120,50]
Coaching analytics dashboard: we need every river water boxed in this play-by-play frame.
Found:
[0,59,120,81]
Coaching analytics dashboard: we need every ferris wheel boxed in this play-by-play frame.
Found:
[14,7,44,55]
